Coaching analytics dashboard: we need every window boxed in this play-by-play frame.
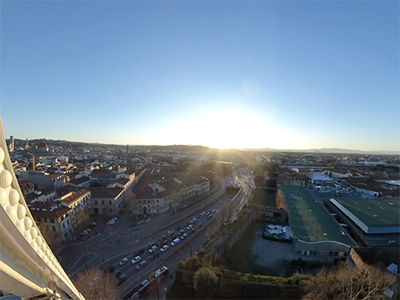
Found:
[95,200,98,205]
[62,223,65,229]
[50,218,55,223]
[109,200,111,205]
[157,199,159,203]
[67,220,70,225]
[102,200,105,205]
[52,226,56,232]
[37,217,41,222]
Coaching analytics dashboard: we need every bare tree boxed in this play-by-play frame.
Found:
[37,222,61,250]
[72,268,119,300]
[302,263,399,300]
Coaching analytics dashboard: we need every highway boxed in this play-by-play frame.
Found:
[60,169,256,298]
[61,181,233,298]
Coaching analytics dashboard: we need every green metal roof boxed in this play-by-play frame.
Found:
[281,185,356,245]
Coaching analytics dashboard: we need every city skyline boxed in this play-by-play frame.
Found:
[1,1,399,151]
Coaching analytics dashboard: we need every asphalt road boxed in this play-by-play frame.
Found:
[59,180,237,298]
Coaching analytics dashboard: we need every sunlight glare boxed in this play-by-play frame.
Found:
[148,110,300,149]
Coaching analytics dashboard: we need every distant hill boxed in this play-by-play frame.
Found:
[238,147,400,155]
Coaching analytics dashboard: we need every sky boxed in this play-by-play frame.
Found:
[1,1,399,151]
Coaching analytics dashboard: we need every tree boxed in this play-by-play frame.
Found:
[37,222,61,250]
[193,267,219,299]
[72,268,119,300]
[301,263,399,300]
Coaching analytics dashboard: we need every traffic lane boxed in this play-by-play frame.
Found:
[118,216,221,298]
[148,209,220,246]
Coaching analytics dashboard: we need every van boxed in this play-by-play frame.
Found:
[171,238,180,246]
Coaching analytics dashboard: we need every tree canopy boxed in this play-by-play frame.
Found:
[301,263,399,300]
[72,268,119,300]
[193,267,220,299]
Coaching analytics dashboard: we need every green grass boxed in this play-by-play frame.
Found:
[251,188,276,207]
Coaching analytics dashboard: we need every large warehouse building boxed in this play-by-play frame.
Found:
[327,198,400,247]
[280,185,357,263]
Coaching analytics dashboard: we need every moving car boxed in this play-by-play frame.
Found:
[119,258,128,266]
[131,256,141,264]
[117,274,128,285]
[136,260,147,270]
[180,233,187,240]
[149,245,157,253]
[160,245,169,252]
[171,238,180,246]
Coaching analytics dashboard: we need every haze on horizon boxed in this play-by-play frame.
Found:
[1,1,399,152]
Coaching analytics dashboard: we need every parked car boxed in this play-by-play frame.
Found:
[180,233,187,240]
[160,245,169,252]
[136,261,147,270]
[119,258,129,266]
[88,222,97,228]
[149,246,157,253]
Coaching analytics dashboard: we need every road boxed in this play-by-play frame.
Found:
[59,180,237,298]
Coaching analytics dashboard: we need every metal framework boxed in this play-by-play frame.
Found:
[0,115,85,300]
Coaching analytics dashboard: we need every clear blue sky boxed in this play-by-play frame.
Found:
[1,1,399,151]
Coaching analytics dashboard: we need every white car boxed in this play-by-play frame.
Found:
[119,258,128,266]
[171,238,180,246]
[160,245,169,252]
[186,225,193,230]
[149,246,157,253]
[131,256,141,264]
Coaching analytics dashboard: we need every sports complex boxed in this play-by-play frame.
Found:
[280,185,357,262]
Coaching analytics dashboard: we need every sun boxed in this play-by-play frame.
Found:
[148,110,299,149]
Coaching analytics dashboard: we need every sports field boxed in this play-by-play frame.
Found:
[281,185,355,245]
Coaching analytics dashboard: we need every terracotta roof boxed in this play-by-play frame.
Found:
[89,187,123,199]
[124,169,136,175]
[31,207,71,219]
[116,178,129,185]
[68,176,90,185]
[90,169,116,178]
[46,174,64,179]
[61,188,90,206]
[18,178,32,185]
[133,174,209,199]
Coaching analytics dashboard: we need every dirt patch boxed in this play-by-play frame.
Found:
[225,220,294,277]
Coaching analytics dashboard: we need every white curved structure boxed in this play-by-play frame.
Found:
[0,115,85,299]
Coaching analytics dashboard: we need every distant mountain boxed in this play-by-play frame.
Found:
[238,147,400,155]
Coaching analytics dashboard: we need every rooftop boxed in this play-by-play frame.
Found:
[281,185,356,245]
[330,198,400,234]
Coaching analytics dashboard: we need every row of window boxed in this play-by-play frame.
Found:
[296,250,348,257]
[138,199,159,204]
